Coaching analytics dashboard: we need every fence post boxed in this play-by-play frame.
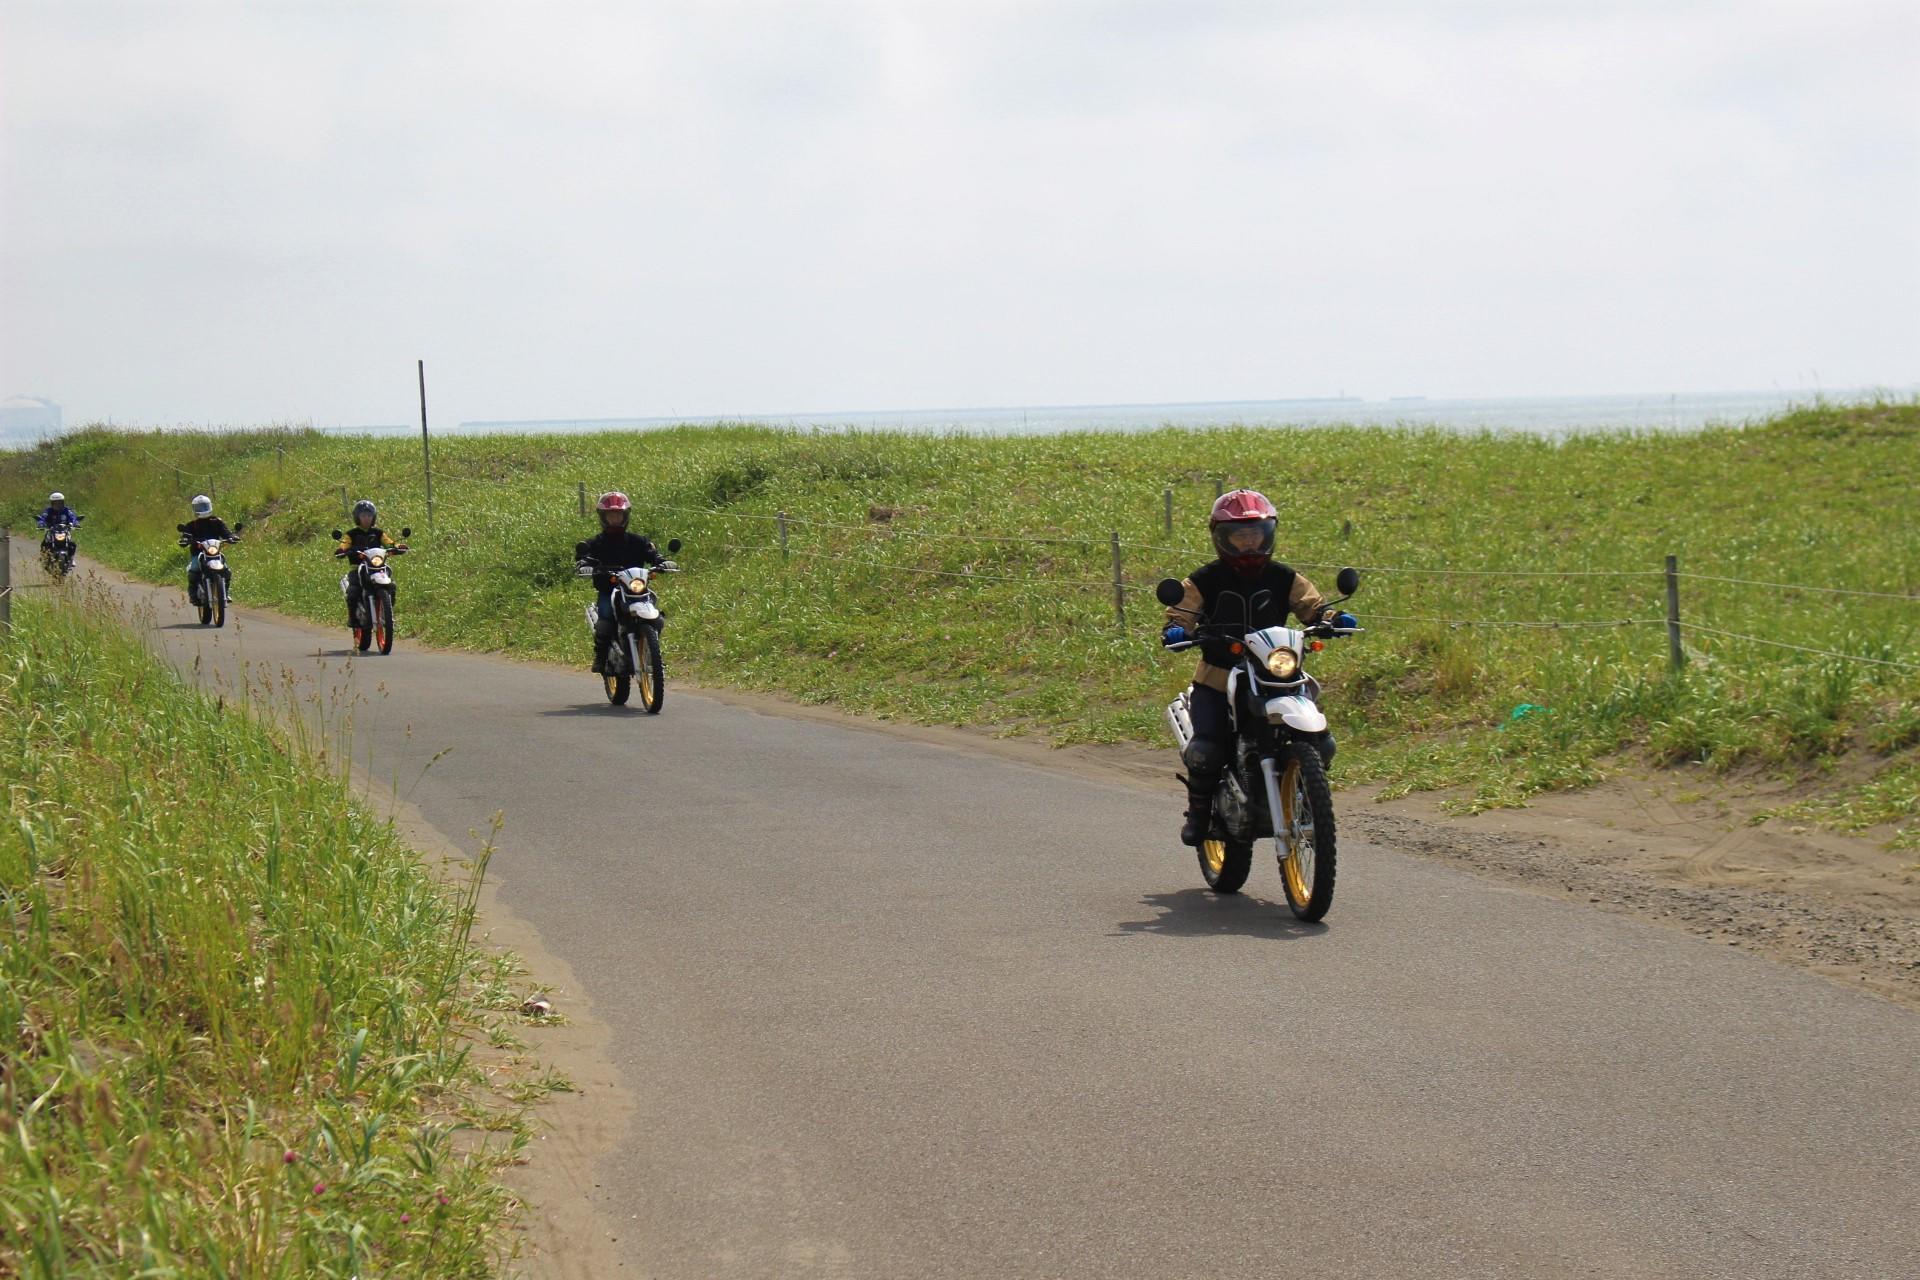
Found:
[1162,488,1173,535]
[1110,531,1127,626]
[1214,478,1224,500]
[1340,518,1353,541]
[1,527,10,636]
[276,444,285,476]
[778,512,790,561]
[417,359,435,530]
[341,485,350,517]
[1665,554,1685,672]
[578,482,587,518]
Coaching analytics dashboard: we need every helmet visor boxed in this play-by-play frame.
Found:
[1212,518,1276,562]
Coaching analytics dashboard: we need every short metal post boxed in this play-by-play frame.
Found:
[1110,530,1127,626]
[1214,477,1224,500]
[1,527,11,636]
[1340,518,1353,540]
[341,485,350,517]
[1665,554,1685,672]
[778,512,790,561]
[1162,487,1173,535]
[578,482,587,518]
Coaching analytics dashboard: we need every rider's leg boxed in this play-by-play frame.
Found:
[1181,684,1233,846]
[187,555,203,603]
[591,589,616,673]
[344,575,362,626]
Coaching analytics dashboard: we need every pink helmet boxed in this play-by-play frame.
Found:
[1209,489,1278,576]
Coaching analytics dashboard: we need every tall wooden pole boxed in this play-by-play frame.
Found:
[418,359,435,529]
[1665,554,1685,672]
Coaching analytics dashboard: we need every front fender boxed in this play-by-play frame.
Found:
[1265,694,1327,733]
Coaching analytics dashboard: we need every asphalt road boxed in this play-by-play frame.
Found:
[41,551,1920,1279]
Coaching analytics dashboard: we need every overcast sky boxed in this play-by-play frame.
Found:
[2,0,1915,427]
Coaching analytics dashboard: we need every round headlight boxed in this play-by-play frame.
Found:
[1266,648,1300,679]
[367,553,385,567]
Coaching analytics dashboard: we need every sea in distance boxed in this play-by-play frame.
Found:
[438,387,1908,438]
[7,386,1912,447]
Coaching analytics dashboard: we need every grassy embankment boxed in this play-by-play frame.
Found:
[0,590,558,1275]
[2,400,1915,846]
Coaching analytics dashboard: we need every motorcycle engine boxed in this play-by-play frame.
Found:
[1215,772,1254,841]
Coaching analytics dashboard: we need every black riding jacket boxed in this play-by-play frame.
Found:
[182,515,236,544]
[578,529,665,591]
[1165,559,1328,691]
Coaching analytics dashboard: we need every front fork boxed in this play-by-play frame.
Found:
[1258,753,1288,846]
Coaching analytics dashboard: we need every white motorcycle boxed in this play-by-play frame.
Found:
[578,538,682,711]
[332,527,412,654]
[176,523,245,628]
[1155,567,1362,919]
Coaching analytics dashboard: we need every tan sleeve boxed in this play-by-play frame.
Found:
[1289,573,1326,625]
[1164,577,1204,626]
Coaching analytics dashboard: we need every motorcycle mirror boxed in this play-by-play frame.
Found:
[1153,577,1186,606]
[666,538,682,553]
[400,527,411,538]
[176,523,188,532]
[574,541,589,559]
[1336,566,1361,595]
[233,521,246,532]
[330,530,343,540]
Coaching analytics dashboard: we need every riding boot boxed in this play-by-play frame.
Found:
[1179,780,1216,847]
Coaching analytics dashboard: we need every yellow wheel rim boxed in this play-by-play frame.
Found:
[1201,838,1227,876]
[1279,760,1316,902]
[604,673,619,698]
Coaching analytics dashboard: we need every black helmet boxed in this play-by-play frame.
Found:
[352,499,377,525]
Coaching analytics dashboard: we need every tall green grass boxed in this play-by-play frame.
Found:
[3,400,1915,840]
[0,590,539,1275]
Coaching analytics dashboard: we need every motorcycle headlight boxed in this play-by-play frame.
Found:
[1266,648,1300,679]
[366,553,386,568]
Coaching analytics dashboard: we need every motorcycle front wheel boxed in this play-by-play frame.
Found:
[1198,831,1253,894]
[374,592,394,654]
[211,580,227,629]
[1277,743,1337,921]
[636,627,664,714]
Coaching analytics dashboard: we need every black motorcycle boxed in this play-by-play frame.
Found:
[1155,567,1362,919]
[332,528,411,654]
[40,523,79,580]
[577,539,681,711]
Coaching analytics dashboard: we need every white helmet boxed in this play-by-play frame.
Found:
[191,494,213,516]
[48,492,65,503]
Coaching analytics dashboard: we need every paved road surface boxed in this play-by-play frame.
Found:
[36,551,1920,1278]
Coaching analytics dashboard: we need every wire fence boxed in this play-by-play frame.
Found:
[86,440,1920,678]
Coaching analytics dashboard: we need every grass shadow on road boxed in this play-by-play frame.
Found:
[1112,888,1330,940]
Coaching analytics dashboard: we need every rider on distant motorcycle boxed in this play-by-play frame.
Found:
[181,494,238,605]
[577,492,672,673]
[335,499,402,627]
[1161,489,1354,847]
[36,491,83,534]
